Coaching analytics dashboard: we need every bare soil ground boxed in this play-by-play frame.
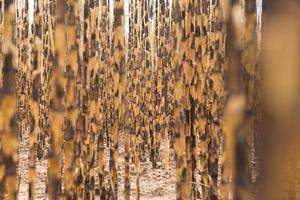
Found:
[18,136,176,200]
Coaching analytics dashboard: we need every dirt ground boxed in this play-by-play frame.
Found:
[18,136,176,200]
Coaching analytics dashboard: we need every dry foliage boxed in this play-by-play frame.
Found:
[1,0,300,200]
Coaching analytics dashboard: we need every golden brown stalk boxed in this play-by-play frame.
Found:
[38,0,52,161]
[0,0,3,87]
[47,0,66,198]
[149,0,157,168]
[181,0,195,198]
[153,0,164,171]
[32,0,46,198]
[63,0,78,198]
[162,0,173,175]
[39,3,55,197]
[137,0,147,165]
[221,0,247,198]
[142,0,152,162]
[194,1,211,197]
[85,0,101,198]
[131,0,142,198]
[240,0,259,197]
[80,0,94,197]
[97,0,110,198]
[109,0,125,198]
[259,1,300,199]
[206,1,226,198]
[137,1,144,197]
[28,0,43,198]
[193,1,202,197]
[149,2,156,157]
[63,0,86,198]
[123,0,135,198]
[80,0,90,197]
[28,5,37,199]
[72,0,85,197]
[15,0,31,198]
[0,0,17,199]
[172,0,188,199]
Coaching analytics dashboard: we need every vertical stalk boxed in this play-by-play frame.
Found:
[28,0,41,198]
[109,0,125,198]
[0,0,17,198]
[222,0,246,198]
[241,0,259,197]
[0,0,3,87]
[172,0,187,199]
[123,0,134,199]
[64,0,82,198]
[182,0,195,198]
[15,0,30,198]
[47,0,66,198]
[33,0,47,197]
[207,1,226,198]
[98,0,110,198]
